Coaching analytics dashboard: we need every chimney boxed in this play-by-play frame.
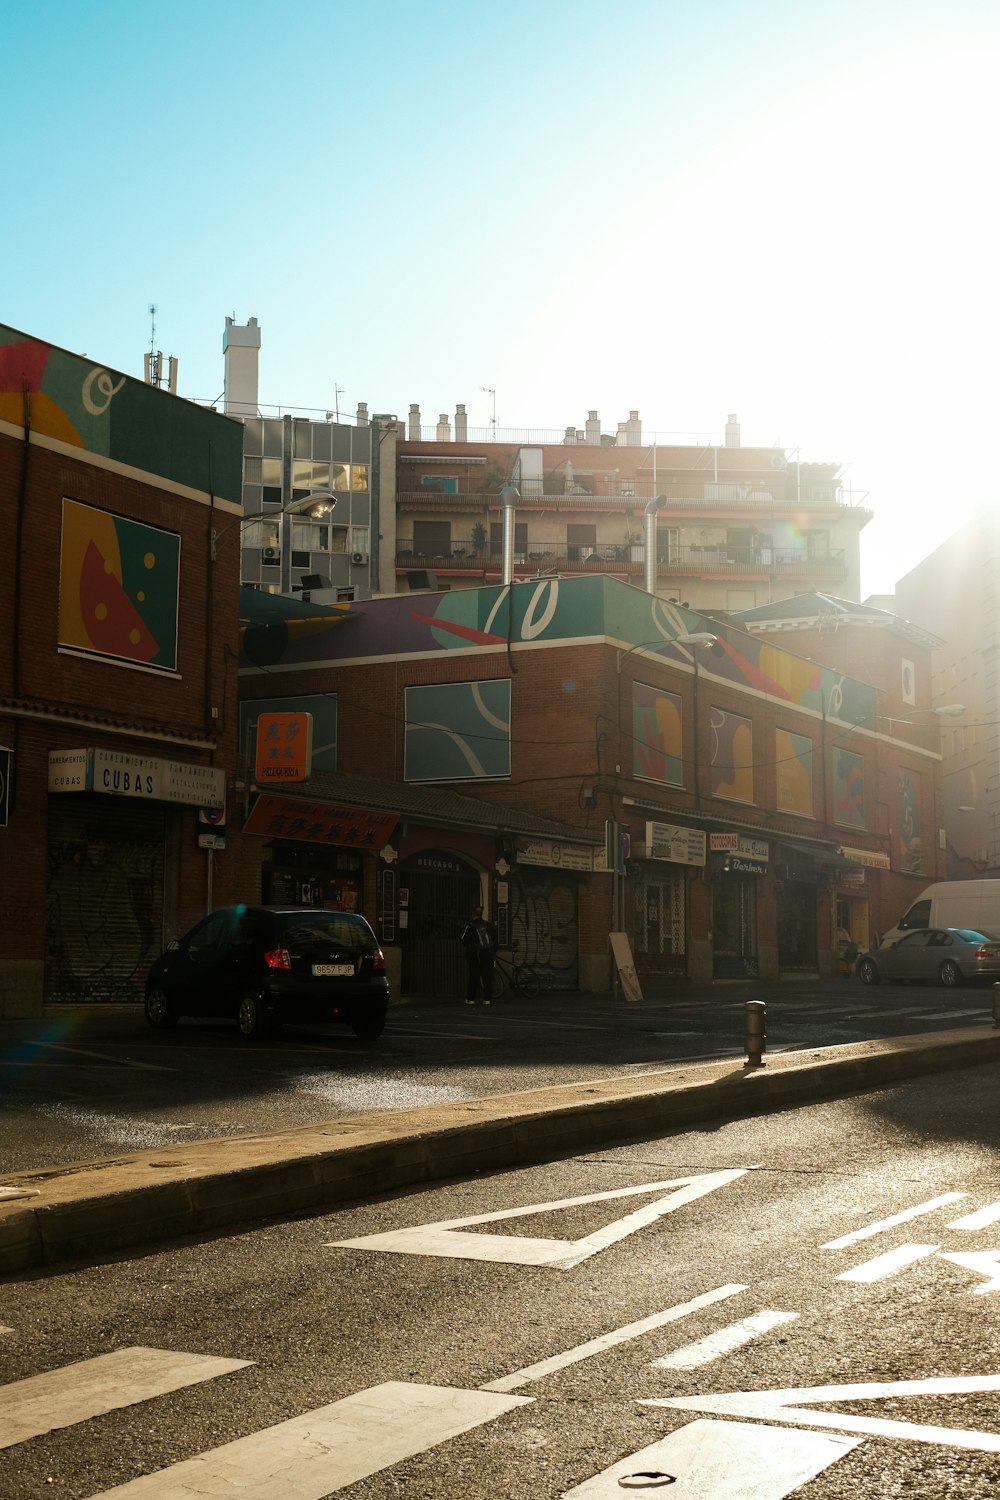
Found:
[455,403,468,441]
[627,410,641,446]
[436,412,451,441]
[408,403,421,439]
[616,421,628,446]
[356,400,369,427]
[222,315,261,417]
[563,425,578,445]
[585,410,600,444]
[725,413,741,448]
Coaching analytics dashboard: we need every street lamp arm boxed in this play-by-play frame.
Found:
[210,491,339,560]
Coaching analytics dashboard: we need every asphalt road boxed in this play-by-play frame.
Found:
[0,979,994,1174]
[3,1060,1000,1498]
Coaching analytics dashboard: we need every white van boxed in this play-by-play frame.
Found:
[880,880,1000,947]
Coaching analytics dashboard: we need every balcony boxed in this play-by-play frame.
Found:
[397,486,871,515]
[395,541,848,579]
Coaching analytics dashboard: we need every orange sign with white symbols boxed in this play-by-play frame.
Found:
[254,712,313,782]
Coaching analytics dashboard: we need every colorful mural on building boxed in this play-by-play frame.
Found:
[0,324,242,502]
[240,576,878,736]
[833,747,866,828]
[632,683,683,785]
[710,709,754,802]
[58,499,180,672]
[404,680,512,782]
[775,728,814,817]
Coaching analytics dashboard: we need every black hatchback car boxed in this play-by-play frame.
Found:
[144,905,390,1040]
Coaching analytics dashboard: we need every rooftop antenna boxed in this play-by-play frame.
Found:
[143,303,177,393]
[480,386,497,440]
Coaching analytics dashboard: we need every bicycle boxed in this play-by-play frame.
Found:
[490,956,540,998]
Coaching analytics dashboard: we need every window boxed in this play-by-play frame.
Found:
[292,460,330,492]
[414,520,452,555]
[633,872,686,955]
[420,475,459,493]
[709,709,754,804]
[657,527,679,564]
[291,520,329,553]
[567,523,597,561]
[243,520,280,550]
[352,465,369,491]
[490,522,527,557]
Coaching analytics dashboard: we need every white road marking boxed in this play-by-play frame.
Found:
[652,1310,799,1370]
[939,1251,1000,1293]
[919,1009,987,1020]
[329,1170,748,1269]
[562,1418,859,1498]
[837,1242,939,1283]
[0,1348,250,1450]
[84,1381,530,1498]
[28,1044,177,1073]
[821,1192,964,1248]
[647,1372,1000,1453]
[949,1201,1000,1230]
[483,1284,748,1393]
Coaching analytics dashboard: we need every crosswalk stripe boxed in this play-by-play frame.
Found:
[821,1192,964,1249]
[483,1284,747,1393]
[85,1381,530,1498]
[0,1347,250,1450]
[651,1309,799,1370]
[837,1243,938,1283]
[949,1200,1000,1230]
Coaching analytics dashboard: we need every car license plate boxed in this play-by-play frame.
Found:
[313,963,354,977]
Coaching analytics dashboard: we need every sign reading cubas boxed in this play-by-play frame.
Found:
[48,749,225,810]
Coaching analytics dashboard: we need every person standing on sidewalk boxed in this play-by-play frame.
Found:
[461,904,498,1005]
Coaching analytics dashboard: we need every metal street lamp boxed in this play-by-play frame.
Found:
[210,490,339,563]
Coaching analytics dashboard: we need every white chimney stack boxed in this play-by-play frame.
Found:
[222,315,260,417]
[408,403,421,439]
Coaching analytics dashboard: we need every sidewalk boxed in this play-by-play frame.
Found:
[3,1015,1000,1277]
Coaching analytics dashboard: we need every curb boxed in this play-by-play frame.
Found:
[3,1026,999,1276]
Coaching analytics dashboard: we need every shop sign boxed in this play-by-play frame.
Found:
[255,712,313,783]
[516,837,595,871]
[48,749,225,809]
[646,821,707,867]
[839,845,891,869]
[726,855,768,875]
[244,792,396,849]
[710,832,769,861]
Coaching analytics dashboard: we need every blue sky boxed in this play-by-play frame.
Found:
[7,0,1000,596]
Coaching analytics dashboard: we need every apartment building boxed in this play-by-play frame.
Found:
[392,407,872,609]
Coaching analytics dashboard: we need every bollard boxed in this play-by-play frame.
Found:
[994,983,1000,1029]
[744,999,766,1068]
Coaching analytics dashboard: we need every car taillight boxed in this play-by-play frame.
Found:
[264,946,292,971]
[977,946,1000,959]
[372,946,386,974]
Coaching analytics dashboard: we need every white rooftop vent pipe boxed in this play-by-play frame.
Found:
[643,495,665,593]
[499,484,519,586]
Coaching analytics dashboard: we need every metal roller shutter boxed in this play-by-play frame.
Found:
[45,799,167,1003]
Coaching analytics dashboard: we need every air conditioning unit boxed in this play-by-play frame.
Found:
[262,546,280,564]
[351,551,369,566]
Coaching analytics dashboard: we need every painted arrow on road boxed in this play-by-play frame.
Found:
[645,1373,1000,1452]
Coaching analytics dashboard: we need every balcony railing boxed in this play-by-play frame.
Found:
[395,542,848,576]
[398,486,870,513]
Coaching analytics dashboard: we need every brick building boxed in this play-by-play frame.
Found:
[0,324,244,1016]
[237,575,937,996]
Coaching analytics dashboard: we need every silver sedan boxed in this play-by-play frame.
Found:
[857,927,1000,987]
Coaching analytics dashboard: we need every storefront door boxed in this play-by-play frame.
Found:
[778,880,819,970]
[712,877,759,977]
[399,856,481,997]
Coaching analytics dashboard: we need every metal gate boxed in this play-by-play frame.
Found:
[45,799,167,1003]
[399,859,481,998]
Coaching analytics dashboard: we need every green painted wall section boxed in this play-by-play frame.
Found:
[0,324,242,503]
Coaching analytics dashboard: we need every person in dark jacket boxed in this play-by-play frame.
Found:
[461,904,498,1005]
